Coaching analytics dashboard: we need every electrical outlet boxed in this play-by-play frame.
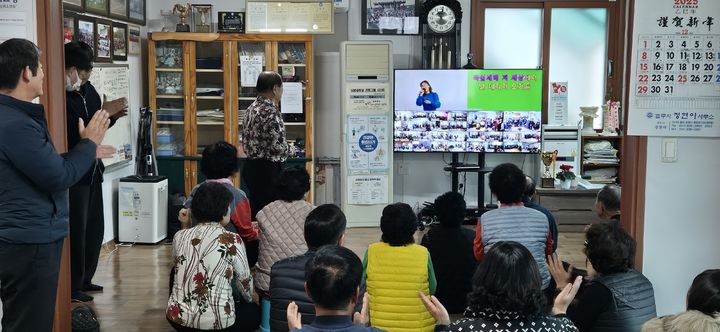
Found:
[661,138,678,163]
[397,162,409,175]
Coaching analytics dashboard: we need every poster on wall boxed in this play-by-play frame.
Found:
[346,83,390,114]
[347,114,390,173]
[549,82,569,125]
[628,0,720,137]
[347,175,389,205]
[0,0,36,43]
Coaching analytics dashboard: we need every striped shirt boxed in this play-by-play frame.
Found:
[474,206,553,289]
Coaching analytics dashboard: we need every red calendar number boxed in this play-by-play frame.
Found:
[638,74,649,82]
[642,52,648,60]
[637,86,648,94]
[640,63,648,71]
[677,74,688,83]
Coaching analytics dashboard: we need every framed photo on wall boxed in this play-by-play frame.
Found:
[128,0,146,25]
[76,15,96,52]
[63,0,84,12]
[63,11,76,44]
[128,25,140,55]
[361,0,419,35]
[85,0,109,16]
[109,0,128,20]
[95,19,113,62]
[112,22,127,61]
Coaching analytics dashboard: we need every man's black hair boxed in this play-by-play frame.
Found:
[200,141,239,179]
[434,192,466,227]
[256,71,282,93]
[597,185,621,212]
[0,39,40,90]
[305,245,362,310]
[488,163,526,204]
[64,41,94,71]
[304,204,347,250]
[276,166,310,201]
[380,203,417,246]
[190,182,233,223]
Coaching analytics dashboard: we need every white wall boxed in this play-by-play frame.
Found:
[642,137,720,315]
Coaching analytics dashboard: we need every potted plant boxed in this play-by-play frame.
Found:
[556,164,576,189]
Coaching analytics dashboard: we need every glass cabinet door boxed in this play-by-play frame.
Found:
[277,42,308,158]
[154,41,186,157]
[236,41,268,147]
[194,41,227,156]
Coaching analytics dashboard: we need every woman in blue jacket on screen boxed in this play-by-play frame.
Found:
[416,80,441,111]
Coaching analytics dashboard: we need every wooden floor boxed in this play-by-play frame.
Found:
[86,228,585,331]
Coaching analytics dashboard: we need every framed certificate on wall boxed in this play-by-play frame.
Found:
[245,0,333,34]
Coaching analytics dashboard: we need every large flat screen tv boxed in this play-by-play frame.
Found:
[393,69,543,153]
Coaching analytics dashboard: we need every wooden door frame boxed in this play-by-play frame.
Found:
[36,0,72,331]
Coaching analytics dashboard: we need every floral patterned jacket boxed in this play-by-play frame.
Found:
[241,96,290,162]
[167,223,254,330]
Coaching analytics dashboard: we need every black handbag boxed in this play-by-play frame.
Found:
[71,304,100,332]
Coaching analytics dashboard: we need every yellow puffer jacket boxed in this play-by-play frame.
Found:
[366,242,435,332]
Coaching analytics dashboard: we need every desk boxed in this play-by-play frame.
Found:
[535,187,606,232]
[442,153,494,213]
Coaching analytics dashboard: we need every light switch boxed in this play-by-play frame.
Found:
[661,138,677,163]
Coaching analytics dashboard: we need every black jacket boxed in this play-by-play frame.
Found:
[0,94,96,244]
[421,226,478,314]
[269,251,316,332]
[66,82,115,185]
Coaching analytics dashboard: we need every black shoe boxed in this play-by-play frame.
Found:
[83,283,104,292]
[71,291,94,302]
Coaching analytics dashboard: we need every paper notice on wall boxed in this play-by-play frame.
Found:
[347,175,388,205]
[346,83,390,114]
[280,82,303,114]
[549,82,568,125]
[240,56,263,87]
[246,2,268,31]
[0,1,36,43]
[347,115,389,173]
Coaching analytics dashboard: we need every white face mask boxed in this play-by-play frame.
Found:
[65,71,81,92]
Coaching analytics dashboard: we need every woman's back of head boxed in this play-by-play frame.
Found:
[467,241,546,318]
[688,269,720,316]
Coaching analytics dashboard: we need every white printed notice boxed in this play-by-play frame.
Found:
[280,82,303,114]
[240,56,263,87]
[347,175,388,205]
[347,115,389,173]
[628,0,720,137]
[346,83,390,114]
[549,82,568,125]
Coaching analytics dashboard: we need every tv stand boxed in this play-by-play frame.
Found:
[443,153,495,214]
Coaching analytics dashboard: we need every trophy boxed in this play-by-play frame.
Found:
[173,3,192,32]
[193,5,212,33]
[540,150,558,188]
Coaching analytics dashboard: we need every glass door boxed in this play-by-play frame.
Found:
[193,41,227,156]
[236,41,269,147]
[277,42,308,158]
[153,40,186,157]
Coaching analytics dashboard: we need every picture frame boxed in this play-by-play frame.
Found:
[95,19,113,62]
[109,0,128,21]
[128,25,141,55]
[85,0,109,16]
[62,0,84,12]
[76,15,96,53]
[63,11,76,44]
[361,0,419,35]
[127,0,146,25]
[217,11,244,33]
[112,22,127,61]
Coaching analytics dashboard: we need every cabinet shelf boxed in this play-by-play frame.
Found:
[150,33,313,198]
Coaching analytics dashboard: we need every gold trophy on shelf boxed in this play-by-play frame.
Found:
[173,3,192,32]
[540,150,558,188]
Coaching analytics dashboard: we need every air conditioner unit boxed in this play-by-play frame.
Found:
[334,0,348,13]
